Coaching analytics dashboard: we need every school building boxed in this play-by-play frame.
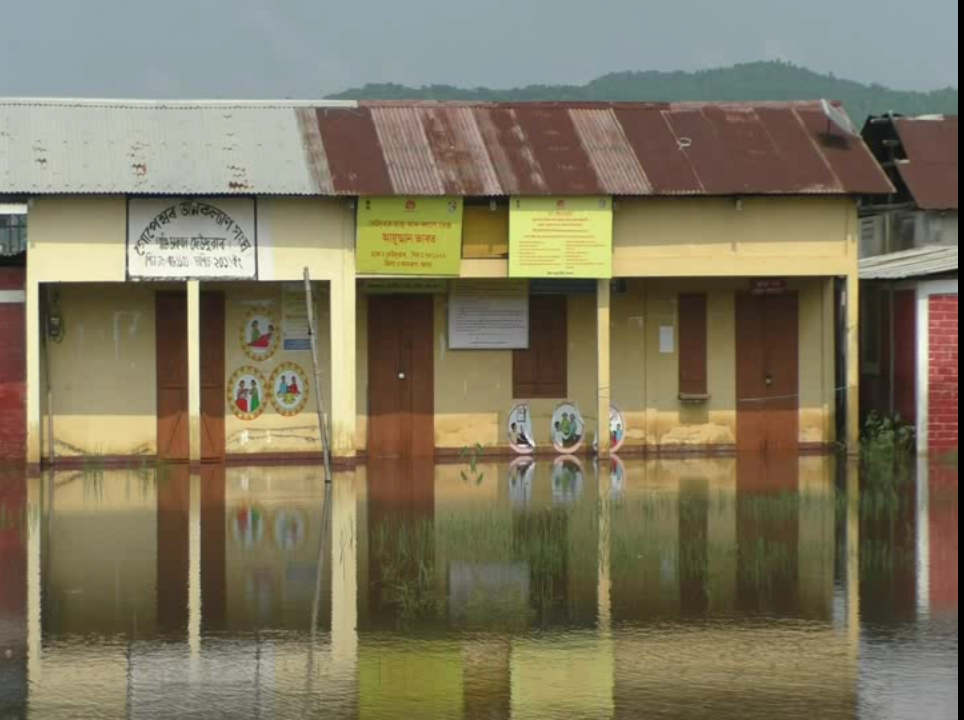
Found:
[0,98,894,468]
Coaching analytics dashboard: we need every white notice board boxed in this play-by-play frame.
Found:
[449,281,530,350]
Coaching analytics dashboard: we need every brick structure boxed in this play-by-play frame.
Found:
[0,268,26,462]
[929,294,959,453]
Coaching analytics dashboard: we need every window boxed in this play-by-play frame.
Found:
[0,214,27,258]
[513,295,567,399]
[679,294,708,398]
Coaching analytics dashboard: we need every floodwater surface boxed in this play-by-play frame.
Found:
[0,456,957,719]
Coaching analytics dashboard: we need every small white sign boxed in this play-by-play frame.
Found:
[659,326,676,354]
[128,198,257,281]
[449,280,530,350]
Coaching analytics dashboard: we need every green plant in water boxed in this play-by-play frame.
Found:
[861,412,916,478]
[459,443,486,486]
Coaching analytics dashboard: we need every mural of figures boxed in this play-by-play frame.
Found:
[551,403,585,455]
[228,367,268,421]
[241,309,280,362]
[269,363,310,417]
[508,403,537,455]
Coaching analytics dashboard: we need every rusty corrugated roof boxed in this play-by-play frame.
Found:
[1,98,894,198]
[324,101,893,197]
[894,116,958,211]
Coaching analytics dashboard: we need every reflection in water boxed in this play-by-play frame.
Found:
[0,456,956,719]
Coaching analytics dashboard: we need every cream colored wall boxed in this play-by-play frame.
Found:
[357,275,836,452]
[613,197,859,278]
[43,284,158,457]
[27,196,357,461]
[610,277,836,450]
[355,292,599,452]
[222,283,332,456]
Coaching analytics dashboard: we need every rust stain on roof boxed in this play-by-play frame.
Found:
[894,116,958,211]
[0,99,895,198]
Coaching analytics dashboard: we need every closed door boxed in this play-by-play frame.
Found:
[368,296,435,459]
[736,293,799,454]
[200,294,226,463]
[156,293,190,462]
[0,273,25,462]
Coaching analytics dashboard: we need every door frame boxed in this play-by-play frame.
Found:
[367,295,435,459]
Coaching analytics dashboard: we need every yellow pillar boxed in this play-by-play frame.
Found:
[822,278,837,446]
[329,255,357,457]
[187,281,202,465]
[846,271,861,454]
[597,279,612,458]
[25,277,41,467]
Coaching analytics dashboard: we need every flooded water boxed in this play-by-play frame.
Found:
[0,456,957,719]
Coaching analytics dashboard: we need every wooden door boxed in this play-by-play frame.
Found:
[156,293,190,462]
[737,293,799,454]
[200,294,226,462]
[368,296,435,459]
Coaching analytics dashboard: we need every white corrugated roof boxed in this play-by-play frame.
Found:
[860,245,958,280]
[0,98,356,196]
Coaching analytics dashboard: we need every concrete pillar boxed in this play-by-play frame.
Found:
[25,279,41,467]
[846,271,861,454]
[596,280,612,457]
[823,278,837,446]
[188,281,202,465]
[329,256,357,457]
[27,477,42,683]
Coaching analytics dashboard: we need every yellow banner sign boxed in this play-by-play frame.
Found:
[509,197,613,279]
[357,197,464,276]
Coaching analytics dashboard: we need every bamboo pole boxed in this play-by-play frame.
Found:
[304,268,333,483]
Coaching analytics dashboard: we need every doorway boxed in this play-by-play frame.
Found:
[736,293,800,454]
[200,293,226,463]
[156,293,189,462]
[367,296,435,459]
[155,291,226,463]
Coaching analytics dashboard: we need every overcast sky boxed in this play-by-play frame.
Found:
[1,0,957,99]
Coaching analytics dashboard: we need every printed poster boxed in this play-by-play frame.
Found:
[357,197,464,276]
[509,197,613,279]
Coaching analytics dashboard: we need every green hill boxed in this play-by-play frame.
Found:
[329,61,958,123]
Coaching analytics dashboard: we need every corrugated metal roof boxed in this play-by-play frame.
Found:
[893,116,958,211]
[860,245,958,280]
[1,98,894,198]
[0,98,353,195]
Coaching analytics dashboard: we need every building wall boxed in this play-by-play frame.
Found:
[222,283,332,457]
[613,197,858,278]
[928,294,958,453]
[356,276,835,453]
[0,268,26,461]
[25,196,357,462]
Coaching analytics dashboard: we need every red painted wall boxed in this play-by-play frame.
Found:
[929,295,958,453]
[0,269,26,463]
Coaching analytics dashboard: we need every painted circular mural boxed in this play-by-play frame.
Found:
[270,362,310,417]
[507,403,537,455]
[241,308,280,362]
[551,402,586,455]
[228,366,268,422]
[609,405,627,454]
